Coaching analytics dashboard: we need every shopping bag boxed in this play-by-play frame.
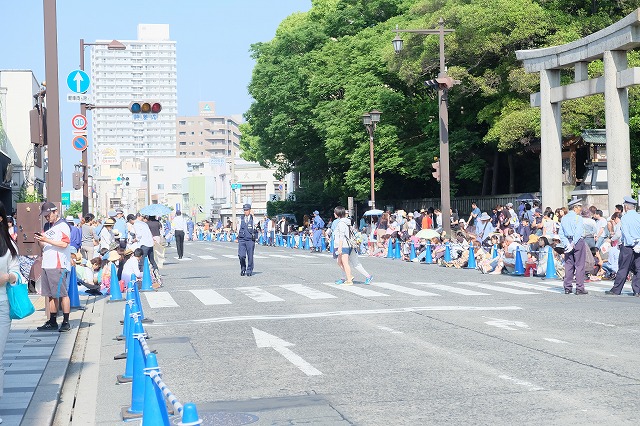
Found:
[7,276,35,320]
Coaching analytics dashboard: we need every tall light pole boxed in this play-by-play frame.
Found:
[43,0,61,203]
[362,109,382,210]
[80,39,126,216]
[393,18,456,237]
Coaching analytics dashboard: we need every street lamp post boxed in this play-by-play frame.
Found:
[393,18,455,237]
[79,39,126,216]
[362,109,382,211]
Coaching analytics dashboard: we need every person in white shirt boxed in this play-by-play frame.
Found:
[121,248,143,283]
[34,202,72,332]
[99,218,115,251]
[593,209,608,248]
[133,213,158,272]
[171,211,187,259]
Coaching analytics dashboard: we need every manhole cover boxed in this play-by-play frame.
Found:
[173,411,258,425]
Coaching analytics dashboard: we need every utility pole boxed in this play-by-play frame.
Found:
[43,0,61,203]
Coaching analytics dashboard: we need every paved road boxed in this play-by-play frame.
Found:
[93,240,640,425]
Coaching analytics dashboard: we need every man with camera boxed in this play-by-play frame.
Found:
[237,204,258,276]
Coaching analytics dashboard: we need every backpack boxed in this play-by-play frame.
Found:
[346,224,359,249]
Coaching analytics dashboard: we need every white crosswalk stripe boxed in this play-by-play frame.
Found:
[198,255,217,260]
[534,279,616,294]
[143,292,179,308]
[411,282,490,296]
[323,283,389,297]
[372,282,439,296]
[496,281,564,293]
[280,284,337,299]
[292,254,315,258]
[222,255,237,259]
[269,254,292,259]
[456,281,539,295]
[236,286,284,302]
[189,289,231,305]
[174,257,192,261]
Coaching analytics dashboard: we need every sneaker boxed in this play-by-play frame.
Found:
[59,322,71,332]
[364,275,374,285]
[335,278,346,284]
[344,280,354,286]
[37,321,58,331]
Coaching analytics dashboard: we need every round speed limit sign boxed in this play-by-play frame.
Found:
[72,114,87,131]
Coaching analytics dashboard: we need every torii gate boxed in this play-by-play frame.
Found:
[516,8,640,213]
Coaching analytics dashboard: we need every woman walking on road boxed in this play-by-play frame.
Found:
[0,200,20,424]
[333,207,373,285]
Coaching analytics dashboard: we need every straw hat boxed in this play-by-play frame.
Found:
[107,250,120,262]
[104,218,116,226]
[124,248,134,256]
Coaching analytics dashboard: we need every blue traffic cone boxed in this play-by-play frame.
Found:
[117,280,135,341]
[386,240,394,258]
[492,244,498,259]
[329,237,334,253]
[117,302,139,384]
[425,241,433,264]
[232,233,236,242]
[141,258,153,292]
[178,402,202,425]
[304,236,310,250]
[545,246,558,279]
[142,353,171,426]
[514,247,525,275]
[109,263,123,301]
[394,240,402,259]
[409,242,416,261]
[321,237,326,252]
[298,234,303,249]
[444,242,451,262]
[123,316,146,420]
[467,245,477,269]
[67,265,81,308]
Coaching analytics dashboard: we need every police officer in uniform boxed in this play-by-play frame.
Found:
[606,196,640,296]
[238,204,257,276]
[559,198,588,295]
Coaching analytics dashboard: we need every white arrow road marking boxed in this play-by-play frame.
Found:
[483,316,530,330]
[252,328,322,376]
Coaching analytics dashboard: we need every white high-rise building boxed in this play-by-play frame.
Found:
[90,24,177,212]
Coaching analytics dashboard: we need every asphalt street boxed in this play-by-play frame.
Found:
[94,240,640,426]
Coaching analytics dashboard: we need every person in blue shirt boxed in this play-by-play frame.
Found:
[114,209,128,248]
[559,198,588,295]
[606,196,640,296]
[468,202,481,229]
[311,210,325,252]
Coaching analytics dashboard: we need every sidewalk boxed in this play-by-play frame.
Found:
[0,294,87,426]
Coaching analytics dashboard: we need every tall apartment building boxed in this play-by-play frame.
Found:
[90,24,177,210]
[176,102,241,158]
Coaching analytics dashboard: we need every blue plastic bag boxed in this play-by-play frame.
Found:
[7,276,35,320]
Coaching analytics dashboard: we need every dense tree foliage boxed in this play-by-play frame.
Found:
[242,0,640,204]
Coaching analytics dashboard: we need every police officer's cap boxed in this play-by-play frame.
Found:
[567,198,583,208]
[623,196,638,205]
[313,210,319,215]
[242,204,251,210]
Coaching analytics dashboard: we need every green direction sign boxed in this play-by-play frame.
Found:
[61,192,71,206]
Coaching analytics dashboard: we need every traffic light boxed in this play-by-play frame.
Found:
[72,171,83,190]
[432,157,440,182]
[425,76,460,90]
[125,177,130,186]
[129,101,162,114]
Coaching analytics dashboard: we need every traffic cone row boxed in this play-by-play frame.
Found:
[116,294,202,424]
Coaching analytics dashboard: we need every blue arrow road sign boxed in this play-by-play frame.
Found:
[67,70,90,94]
[72,135,88,151]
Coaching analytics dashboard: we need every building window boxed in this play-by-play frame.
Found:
[240,184,267,203]
[157,184,164,190]
[153,166,164,172]
[179,121,186,125]
[171,184,180,190]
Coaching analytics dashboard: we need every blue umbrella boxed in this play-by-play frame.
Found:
[139,204,171,216]
[363,209,384,217]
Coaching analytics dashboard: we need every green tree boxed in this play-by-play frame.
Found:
[65,201,82,219]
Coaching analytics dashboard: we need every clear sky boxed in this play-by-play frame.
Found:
[0,0,311,191]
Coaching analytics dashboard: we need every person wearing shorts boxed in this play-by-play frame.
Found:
[34,202,72,332]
